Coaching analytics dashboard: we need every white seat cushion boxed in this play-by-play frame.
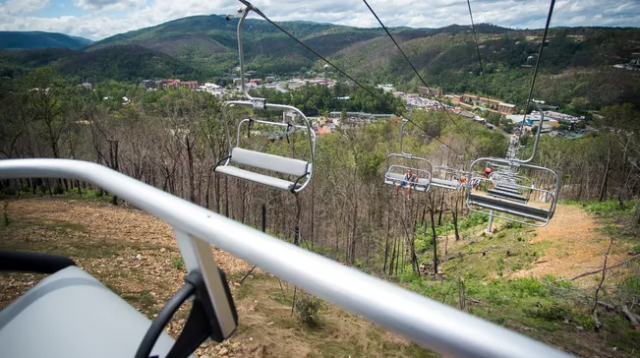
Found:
[230,148,309,177]
[216,165,299,191]
[0,266,191,358]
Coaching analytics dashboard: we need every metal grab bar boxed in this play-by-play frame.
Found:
[0,159,573,358]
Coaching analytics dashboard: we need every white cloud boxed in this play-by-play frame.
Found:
[73,0,144,11]
[0,0,638,40]
[1,0,49,15]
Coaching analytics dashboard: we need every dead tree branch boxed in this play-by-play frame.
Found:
[555,254,640,283]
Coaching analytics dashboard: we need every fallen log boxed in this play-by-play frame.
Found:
[555,254,640,283]
[621,304,640,331]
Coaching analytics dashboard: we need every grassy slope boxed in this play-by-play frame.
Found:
[1,196,639,357]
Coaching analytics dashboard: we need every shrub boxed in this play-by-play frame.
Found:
[53,184,64,195]
[505,221,523,229]
[295,293,322,327]
[509,277,547,298]
[171,256,184,271]
[524,304,569,321]
[622,276,640,296]
[575,315,595,330]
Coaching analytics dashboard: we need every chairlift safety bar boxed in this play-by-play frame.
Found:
[0,158,573,358]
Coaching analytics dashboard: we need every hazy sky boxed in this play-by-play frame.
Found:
[1,0,639,40]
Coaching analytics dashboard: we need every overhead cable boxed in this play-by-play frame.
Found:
[360,0,474,143]
[466,0,485,75]
[239,0,463,155]
[517,0,556,159]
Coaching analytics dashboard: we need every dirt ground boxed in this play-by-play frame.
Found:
[0,198,434,358]
[512,204,632,283]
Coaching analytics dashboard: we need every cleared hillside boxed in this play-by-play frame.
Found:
[1,197,638,357]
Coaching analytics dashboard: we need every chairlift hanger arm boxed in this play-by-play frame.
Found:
[520,102,546,163]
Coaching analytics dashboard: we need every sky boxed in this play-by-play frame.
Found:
[0,0,639,41]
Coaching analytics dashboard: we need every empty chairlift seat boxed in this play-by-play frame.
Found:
[215,147,310,192]
[0,266,188,358]
[431,177,462,190]
[430,167,463,190]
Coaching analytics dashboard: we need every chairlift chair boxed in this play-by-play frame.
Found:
[213,6,316,194]
[465,107,560,227]
[383,120,433,193]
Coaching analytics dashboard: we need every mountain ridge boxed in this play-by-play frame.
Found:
[0,31,93,50]
[1,17,639,110]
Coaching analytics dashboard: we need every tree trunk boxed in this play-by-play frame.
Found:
[310,180,315,250]
[453,194,460,241]
[438,193,444,225]
[430,208,438,275]
[186,137,196,203]
[592,238,614,317]
[224,176,229,217]
[383,206,391,274]
[599,144,612,202]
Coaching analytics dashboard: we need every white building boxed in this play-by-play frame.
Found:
[198,83,226,97]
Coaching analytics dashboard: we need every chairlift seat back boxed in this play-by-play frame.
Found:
[496,184,521,193]
[487,188,528,203]
[468,193,549,222]
[0,266,188,358]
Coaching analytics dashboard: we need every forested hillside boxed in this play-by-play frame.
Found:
[2,18,639,112]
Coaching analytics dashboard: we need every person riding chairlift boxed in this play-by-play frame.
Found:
[470,167,493,190]
[395,169,419,198]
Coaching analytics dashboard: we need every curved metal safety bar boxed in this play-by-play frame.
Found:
[0,159,573,358]
[465,157,560,227]
[218,101,316,193]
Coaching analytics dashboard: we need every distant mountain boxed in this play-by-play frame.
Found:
[2,17,640,110]
[0,31,93,50]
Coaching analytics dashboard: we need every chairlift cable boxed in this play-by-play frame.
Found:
[360,0,474,144]
[517,0,556,158]
[466,0,485,76]
[240,0,462,155]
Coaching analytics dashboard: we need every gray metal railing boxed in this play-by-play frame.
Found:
[0,159,574,358]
